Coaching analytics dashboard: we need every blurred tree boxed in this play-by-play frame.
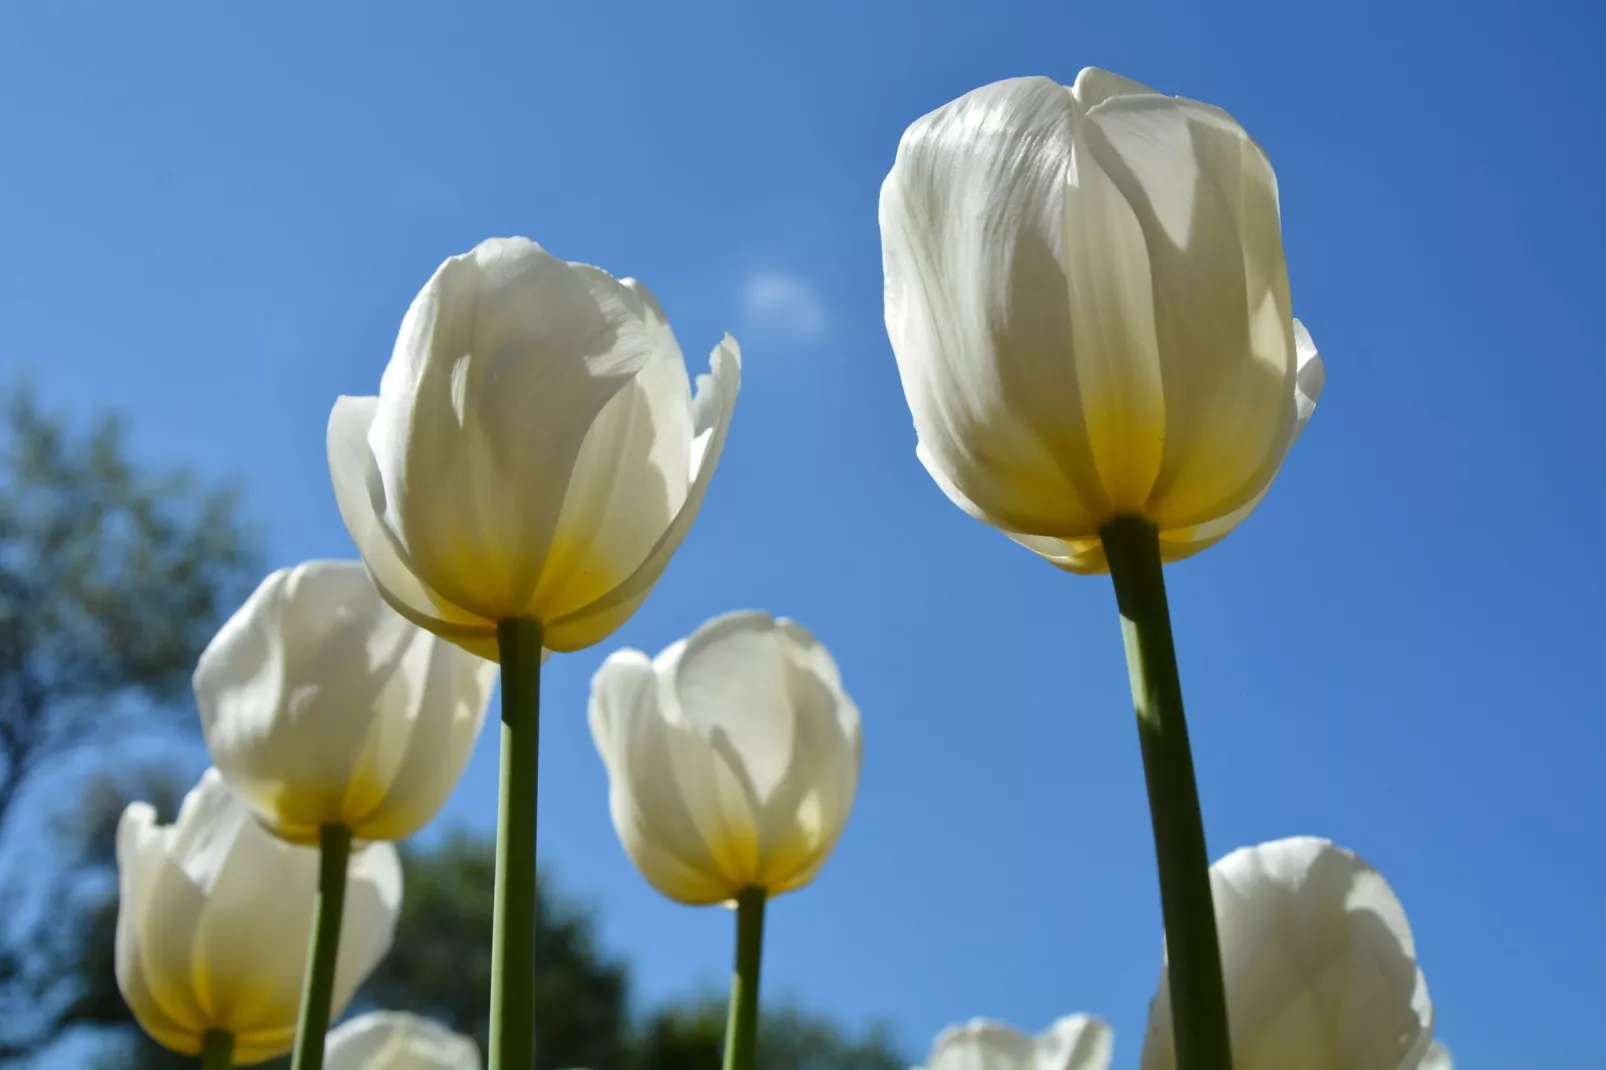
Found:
[634,999,906,1070]
[0,386,260,826]
[369,834,906,1070]
[363,831,633,1070]
[8,761,198,1068]
[0,387,261,1064]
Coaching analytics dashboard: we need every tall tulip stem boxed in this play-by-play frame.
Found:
[201,1030,234,1070]
[491,618,544,1070]
[1101,516,1233,1070]
[722,886,768,1070]
[290,822,353,1070]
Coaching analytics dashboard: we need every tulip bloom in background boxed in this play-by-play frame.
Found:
[881,67,1324,1070]
[1139,838,1438,1070]
[916,1015,1115,1070]
[328,236,740,1068]
[116,769,401,1069]
[590,610,861,1070]
[325,1012,482,1070]
[194,560,496,1069]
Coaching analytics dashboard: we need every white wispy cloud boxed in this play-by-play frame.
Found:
[742,271,827,342]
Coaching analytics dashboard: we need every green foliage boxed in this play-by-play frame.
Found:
[362,832,632,1070]
[632,999,906,1070]
[0,385,261,822]
[368,834,906,1070]
[0,388,261,1064]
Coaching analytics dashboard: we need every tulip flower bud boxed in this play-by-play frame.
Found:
[918,1015,1114,1070]
[880,68,1324,571]
[326,1011,481,1070]
[115,770,400,1063]
[195,560,498,844]
[327,237,740,656]
[1139,837,1437,1070]
[589,610,861,904]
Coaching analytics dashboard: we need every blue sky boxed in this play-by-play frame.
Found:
[3,1,1604,1067]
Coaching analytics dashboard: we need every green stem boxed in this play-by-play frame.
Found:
[722,886,767,1070]
[1100,516,1233,1070]
[491,619,544,1070]
[200,1030,234,1070]
[290,823,352,1070]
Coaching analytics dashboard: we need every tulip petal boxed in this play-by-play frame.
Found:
[189,800,318,1049]
[671,613,805,890]
[591,648,740,904]
[1137,318,1325,561]
[1010,320,1323,571]
[881,76,1112,537]
[544,335,741,651]
[1063,84,1166,513]
[197,560,498,842]
[1069,66,1160,108]
[527,275,694,620]
[116,804,205,1055]
[134,775,240,1042]
[329,841,404,1017]
[346,638,499,840]
[329,395,501,659]
[1037,1014,1115,1070]
[233,842,401,1062]
[1080,94,1296,529]
[115,771,403,1064]
[196,563,398,841]
[326,1011,482,1070]
[923,1014,1113,1070]
[927,1020,1037,1070]
[369,239,656,622]
[1140,837,1432,1070]
[755,619,862,892]
[589,611,860,904]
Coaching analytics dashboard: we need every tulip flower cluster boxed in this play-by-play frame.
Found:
[106,61,1453,1070]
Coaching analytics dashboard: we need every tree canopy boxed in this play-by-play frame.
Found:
[0,392,905,1068]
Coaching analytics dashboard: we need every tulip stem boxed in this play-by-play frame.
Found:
[723,886,767,1070]
[290,822,352,1070]
[200,1030,234,1070]
[1101,516,1233,1070]
[491,618,544,1070]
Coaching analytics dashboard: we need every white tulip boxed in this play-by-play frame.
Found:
[191,567,474,1069]
[880,68,1324,572]
[917,1015,1114,1070]
[1139,837,1435,1070]
[194,560,498,844]
[589,610,861,904]
[326,1012,480,1070]
[327,237,741,657]
[115,769,401,1063]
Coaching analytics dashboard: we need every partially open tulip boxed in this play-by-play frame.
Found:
[326,1012,481,1070]
[1139,837,1436,1070]
[918,1016,1114,1070]
[880,68,1324,572]
[194,560,498,844]
[589,610,861,905]
[327,236,741,657]
[116,770,401,1064]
